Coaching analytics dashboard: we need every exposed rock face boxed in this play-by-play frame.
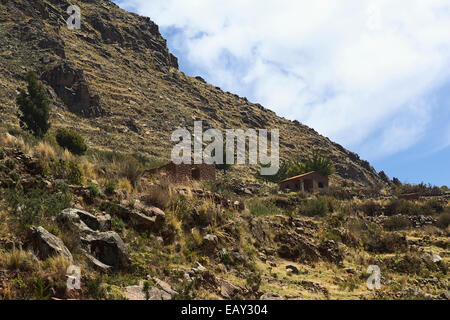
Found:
[275,231,343,266]
[275,231,321,264]
[318,240,343,266]
[57,208,130,270]
[89,13,124,44]
[28,226,73,262]
[41,61,104,117]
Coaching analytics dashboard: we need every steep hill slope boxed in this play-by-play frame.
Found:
[0,0,387,186]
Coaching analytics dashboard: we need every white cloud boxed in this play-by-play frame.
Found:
[116,0,450,159]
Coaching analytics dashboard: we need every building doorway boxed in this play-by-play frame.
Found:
[192,167,201,180]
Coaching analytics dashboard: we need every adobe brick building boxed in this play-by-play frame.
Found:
[280,171,329,193]
[147,162,216,182]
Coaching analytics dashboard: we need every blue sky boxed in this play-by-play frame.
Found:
[113,0,450,186]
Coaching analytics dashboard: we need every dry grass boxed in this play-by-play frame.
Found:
[141,183,172,209]
[79,157,97,181]
[118,178,132,193]
[42,255,71,277]
[33,141,56,163]
[0,249,38,272]
[61,149,76,163]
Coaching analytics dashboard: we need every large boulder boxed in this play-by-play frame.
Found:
[82,231,130,270]
[58,208,112,232]
[28,226,73,262]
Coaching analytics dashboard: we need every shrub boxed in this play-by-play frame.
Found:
[87,277,107,299]
[325,186,353,200]
[383,216,412,231]
[384,200,420,216]
[5,158,15,170]
[361,201,383,217]
[88,183,100,197]
[50,159,84,185]
[436,212,450,229]
[0,249,37,272]
[246,271,262,292]
[16,72,51,138]
[5,184,72,225]
[33,276,51,300]
[423,199,445,215]
[257,151,334,183]
[248,199,281,216]
[55,128,87,155]
[370,232,408,253]
[142,184,170,209]
[118,156,143,187]
[301,197,329,217]
[105,181,118,196]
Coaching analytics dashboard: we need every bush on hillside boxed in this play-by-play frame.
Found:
[55,128,87,155]
[300,197,330,217]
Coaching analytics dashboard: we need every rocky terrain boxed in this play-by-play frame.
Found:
[0,0,448,301]
[0,0,388,187]
[0,138,448,300]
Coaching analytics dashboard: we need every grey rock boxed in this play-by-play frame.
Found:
[219,278,240,299]
[260,292,283,300]
[57,208,129,270]
[129,201,166,233]
[28,226,72,262]
[83,231,130,270]
[286,265,300,275]
[154,278,178,298]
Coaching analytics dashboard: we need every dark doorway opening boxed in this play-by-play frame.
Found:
[304,179,313,192]
[192,168,201,180]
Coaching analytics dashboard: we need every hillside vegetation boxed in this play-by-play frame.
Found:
[0,0,448,301]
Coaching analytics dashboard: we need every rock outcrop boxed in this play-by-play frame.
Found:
[57,208,130,270]
[41,61,104,117]
[28,226,73,262]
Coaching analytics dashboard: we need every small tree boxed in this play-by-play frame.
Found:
[16,72,51,138]
[302,151,335,177]
[257,151,334,183]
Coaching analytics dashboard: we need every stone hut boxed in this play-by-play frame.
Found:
[279,171,329,193]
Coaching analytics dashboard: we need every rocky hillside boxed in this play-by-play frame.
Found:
[0,0,388,186]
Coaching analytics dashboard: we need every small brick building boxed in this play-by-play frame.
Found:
[280,171,329,193]
[147,162,216,182]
